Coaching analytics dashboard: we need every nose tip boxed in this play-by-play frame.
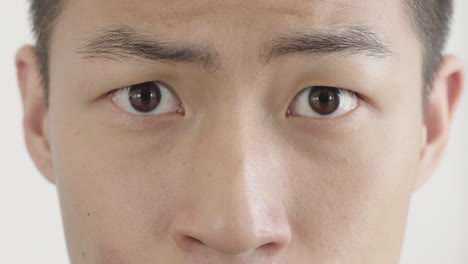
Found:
[170,206,292,257]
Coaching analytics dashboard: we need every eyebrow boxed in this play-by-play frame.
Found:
[78,25,391,70]
[77,26,220,71]
[262,25,391,63]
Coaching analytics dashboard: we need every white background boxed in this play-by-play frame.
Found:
[0,1,466,263]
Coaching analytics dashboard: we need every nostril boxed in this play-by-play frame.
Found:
[170,200,292,257]
[258,242,278,256]
[174,234,207,253]
[185,236,204,246]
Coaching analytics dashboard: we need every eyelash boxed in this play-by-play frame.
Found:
[105,82,361,120]
[287,86,360,119]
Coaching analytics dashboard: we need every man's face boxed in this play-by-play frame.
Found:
[46,0,424,263]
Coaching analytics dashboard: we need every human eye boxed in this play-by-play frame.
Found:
[110,81,183,116]
[288,86,358,119]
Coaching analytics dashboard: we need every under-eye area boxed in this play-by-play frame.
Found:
[15,0,464,263]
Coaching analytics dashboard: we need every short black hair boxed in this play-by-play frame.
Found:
[29,0,454,99]
[29,0,66,99]
[405,0,454,96]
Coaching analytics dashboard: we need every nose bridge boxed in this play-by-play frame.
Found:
[170,106,291,256]
[194,95,273,186]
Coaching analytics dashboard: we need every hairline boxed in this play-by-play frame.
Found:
[33,0,447,104]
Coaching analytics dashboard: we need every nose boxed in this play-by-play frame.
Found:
[170,184,292,257]
[169,112,292,259]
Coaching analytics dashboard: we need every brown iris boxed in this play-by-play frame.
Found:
[308,86,341,115]
[128,82,162,113]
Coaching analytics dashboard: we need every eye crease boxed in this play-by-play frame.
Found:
[110,82,358,119]
[110,81,183,115]
[289,86,358,118]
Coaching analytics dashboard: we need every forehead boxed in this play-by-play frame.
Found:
[51,0,421,87]
[52,0,418,70]
[50,0,423,87]
[60,0,407,35]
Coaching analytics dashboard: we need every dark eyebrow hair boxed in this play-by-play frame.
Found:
[262,25,392,63]
[78,25,390,71]
[77,26,220,71]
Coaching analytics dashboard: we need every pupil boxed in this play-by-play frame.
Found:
[308,87,340,115]
[319,93,331,104]
[141,90,153,105]
[129,82,162,112]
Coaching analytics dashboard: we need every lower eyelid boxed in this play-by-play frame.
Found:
[288,87,359,118]
[291,99,364,129]
[105,95,183,122]
[107,85,184,117]
[103,84,362,121]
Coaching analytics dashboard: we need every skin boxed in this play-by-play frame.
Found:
[15,0,464,263]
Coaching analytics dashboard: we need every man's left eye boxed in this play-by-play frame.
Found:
[111,81,182,115]
[289,86,358,118]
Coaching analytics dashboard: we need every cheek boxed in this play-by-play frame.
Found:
[285,111,421,259]
[49,113,182,260]
[96,244,128,264]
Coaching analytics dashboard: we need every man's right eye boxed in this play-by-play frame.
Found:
[110,81,183,116]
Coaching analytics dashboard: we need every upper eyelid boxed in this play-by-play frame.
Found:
[289,86,359,118]
[107,80,182,100]
[105,82,361,115]
[109,81,184,116]
[297,86,359,98]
